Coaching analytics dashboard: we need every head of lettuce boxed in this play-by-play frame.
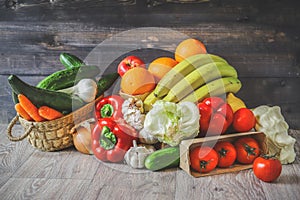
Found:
[143,100,200,146]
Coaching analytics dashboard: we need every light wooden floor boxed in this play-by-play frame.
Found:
[0,124,299,200]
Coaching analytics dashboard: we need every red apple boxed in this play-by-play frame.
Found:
[117,55,145,77]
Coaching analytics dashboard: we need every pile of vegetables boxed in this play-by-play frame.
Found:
[84,49,295,183]
[8,50,296,183]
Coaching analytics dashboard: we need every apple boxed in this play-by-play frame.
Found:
[232,108,256,132]
[117,55,145,77]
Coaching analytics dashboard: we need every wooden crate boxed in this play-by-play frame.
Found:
[179,132,268,178]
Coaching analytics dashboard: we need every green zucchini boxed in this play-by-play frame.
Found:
[144,147,180,171]
[12,92,19,104]
[36,65,100,91]
[96,72,120,97]
[8,75,85,113]
[59,53,84,69]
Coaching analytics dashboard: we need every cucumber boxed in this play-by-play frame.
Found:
[59,53,84,69]
[96,72,120,97]
[8,75,85,113]
[37,65,100,91]
[144,147,180,171]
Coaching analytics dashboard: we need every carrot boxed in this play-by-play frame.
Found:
[18,94,45,122]
[38,106,63,120]
[15,103,33,121]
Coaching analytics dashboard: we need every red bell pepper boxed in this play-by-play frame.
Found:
[92,118,138,162]
[95,95,124,120]
[197,97,233,136]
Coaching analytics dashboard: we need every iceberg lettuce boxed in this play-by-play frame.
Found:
[143,100,200,146]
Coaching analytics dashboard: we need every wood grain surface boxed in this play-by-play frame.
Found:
[0,124,299,199]
[0,0,299,128]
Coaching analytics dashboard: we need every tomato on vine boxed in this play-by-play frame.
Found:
[190,146,218,173]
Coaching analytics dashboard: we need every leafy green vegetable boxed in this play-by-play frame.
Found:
[143,100,199,146]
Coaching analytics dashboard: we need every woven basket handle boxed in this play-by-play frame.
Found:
[7,116,32,141]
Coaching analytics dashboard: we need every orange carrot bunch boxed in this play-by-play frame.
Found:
[15,94,63,122]
[38,106,63,120]
[14,103,33,121]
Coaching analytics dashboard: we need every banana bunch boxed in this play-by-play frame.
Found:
[144,54,242,110]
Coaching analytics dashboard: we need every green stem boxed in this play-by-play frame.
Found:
[101,104,114,118]
[58,86,75,94]
[218,148,228,157]
[243,143,257,157]
[100,126,117,150]
[199,160,211,173]
[261,154,277,159]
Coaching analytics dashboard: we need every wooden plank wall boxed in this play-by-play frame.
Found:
[0,0,299,128]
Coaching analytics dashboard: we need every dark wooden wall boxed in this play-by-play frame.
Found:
[0,0,299,128]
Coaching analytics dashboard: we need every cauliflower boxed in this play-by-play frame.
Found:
[143,100,200,146]
[122,97,145,131]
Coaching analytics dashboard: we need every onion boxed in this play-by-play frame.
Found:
[73,125,94,155]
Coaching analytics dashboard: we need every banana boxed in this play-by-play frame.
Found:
[163,62,238,102]
[143,91,159,112]
[153,54,227,98]
[181,77,242,103]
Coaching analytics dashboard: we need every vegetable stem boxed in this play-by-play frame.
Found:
[100,126,117,150]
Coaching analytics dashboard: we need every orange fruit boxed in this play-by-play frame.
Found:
[120,67,156,95]
[175,38,207,62]
[148,57,178,82]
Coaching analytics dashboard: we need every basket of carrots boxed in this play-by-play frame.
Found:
[6,53,119,151]
[7,93,102,152]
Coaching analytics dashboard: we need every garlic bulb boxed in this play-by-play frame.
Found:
[59,79,97,103]
[139,128,159,144]
[124,140,154,169]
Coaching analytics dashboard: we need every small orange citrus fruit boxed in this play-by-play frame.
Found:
[148,57,178,82]
[121,67,156,95]
[175,38,207,62]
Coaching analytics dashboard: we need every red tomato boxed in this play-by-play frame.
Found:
[253,155,282,182]
[117,55,145,77]
[209,113,227,134]
[198,97,234,136]
[233,108,256,132]
[213,141,237,168]
[190,146,219,173]
[197,102,212,133]
[218,103,234,125]
[234,137,260,164]
[203,97,224,110]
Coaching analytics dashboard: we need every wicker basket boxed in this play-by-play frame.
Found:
[6,97,102,151]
